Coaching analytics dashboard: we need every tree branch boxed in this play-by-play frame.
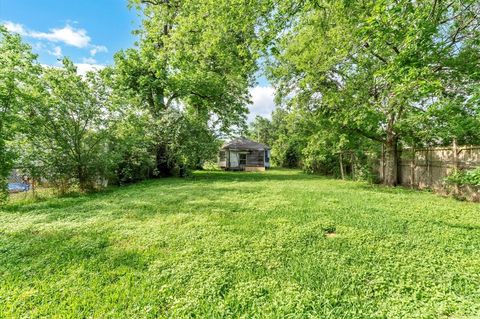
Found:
[348,126,385,143]
[386,42,400,54]
[141,0,161,5]
[165,93,178,108]
[443,15,478,50]
[439,2,474,25]
[363,42,388,64]
[430,0,438,20]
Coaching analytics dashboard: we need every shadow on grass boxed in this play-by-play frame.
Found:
[7,170,432,219]
[431,220,480,231]
[354,182,432,196]
[190,169,320,183]
[2,170,315,217]
[0,227,150,275]
[2,186,125,214]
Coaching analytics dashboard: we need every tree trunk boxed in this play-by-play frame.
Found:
[351,152,356,180]
[384,132,398,186]
[78,165,89,191]
[155,143,173,177]
[148,78,173,177]
[339,152,345,180]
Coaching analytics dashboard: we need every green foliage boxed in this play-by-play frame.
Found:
[109,112,156,185]
[109,0,273,175]
[2,170,480,317]
[156,109,221,172]
[2,0,264,194]
[202,160,222,171]
[446,168,480,187]
[248,109,307,168]
[247,115,275,147]
[0,143,9,203]
[0,27,40,203]
[250,106,377,180]
[267,0,480,185]
[21,59,113,193]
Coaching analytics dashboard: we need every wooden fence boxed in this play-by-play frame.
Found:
[379,144,480,189]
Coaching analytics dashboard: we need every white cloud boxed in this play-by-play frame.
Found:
[30,25,91,48]
[32,42,46,50]
[90,45,108,56]
[81,57,97,64]
[2,21,93,48]
[248,86,276,122]
[41,62,105,76]
[74,63,105,76]
[41,63,56,69]
[48,46,63,58]
[3,21,27,34]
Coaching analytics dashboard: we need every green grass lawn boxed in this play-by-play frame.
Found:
[1,169,479,318]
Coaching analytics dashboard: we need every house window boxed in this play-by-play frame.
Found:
[219,151,226,161]
[239,153,247,165]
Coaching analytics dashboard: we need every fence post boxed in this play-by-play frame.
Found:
[410,147,415,189]
[452,138,459,173]
[426,148,431,188]
[452,138,459,195]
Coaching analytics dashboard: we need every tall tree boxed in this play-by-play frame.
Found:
[0,27,40,202]
[111,0,272,176]
[268,0,480,185]
[22,59,113,192]
[248,115,275,146]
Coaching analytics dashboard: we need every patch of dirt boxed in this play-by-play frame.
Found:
[325,232,338,238]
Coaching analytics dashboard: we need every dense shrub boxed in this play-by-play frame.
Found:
[21,60,113,193]
[446,168,480,187]
[109,113,156,185]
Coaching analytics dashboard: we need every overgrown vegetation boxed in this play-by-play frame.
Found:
[2,1,479,202]
[250,0,480,185]
[0,27,40,202]
[0,0,272,201]
[1,1,479,316]
[1,170,480,318]
[447,167,480,187]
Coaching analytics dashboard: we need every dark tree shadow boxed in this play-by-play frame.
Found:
[1,169,324,218]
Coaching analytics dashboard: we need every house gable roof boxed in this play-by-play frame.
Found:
[221,137,270,151]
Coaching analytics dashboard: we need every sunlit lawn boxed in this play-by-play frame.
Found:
[1,169,479,318]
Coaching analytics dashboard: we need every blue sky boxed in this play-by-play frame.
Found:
[1,0,274,121]
[1,0,139,72]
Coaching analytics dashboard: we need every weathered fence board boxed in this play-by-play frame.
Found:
[379,145,480,189]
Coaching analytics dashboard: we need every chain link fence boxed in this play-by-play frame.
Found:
[7,169,30,193]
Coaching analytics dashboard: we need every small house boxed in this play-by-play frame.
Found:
[219,137,270,171]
